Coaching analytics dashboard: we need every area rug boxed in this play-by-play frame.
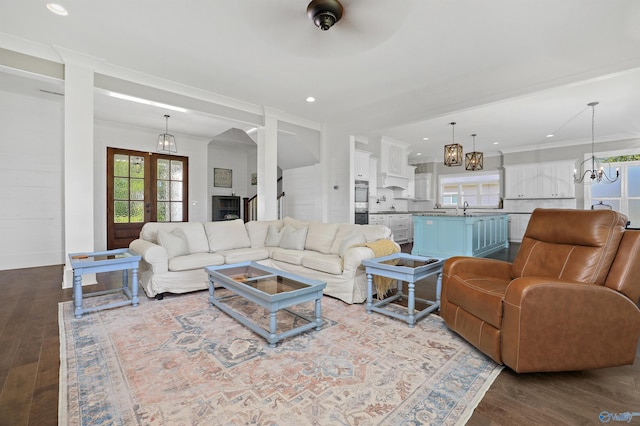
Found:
[59,291,502,425]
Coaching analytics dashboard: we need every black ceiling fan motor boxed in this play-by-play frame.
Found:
[307,0,343,31]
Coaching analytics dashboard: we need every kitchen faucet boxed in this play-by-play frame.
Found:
[463,201,469,212]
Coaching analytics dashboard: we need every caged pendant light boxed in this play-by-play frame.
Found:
[465,133,483,171]
[444,122,463,167]
[157,114,177,154]
[573,102,619,184]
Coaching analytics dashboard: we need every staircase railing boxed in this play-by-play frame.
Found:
[243,192,286,222]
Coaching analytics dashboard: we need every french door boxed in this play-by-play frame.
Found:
[107,147,189,249]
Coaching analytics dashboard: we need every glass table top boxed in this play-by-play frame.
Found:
[216,265,311,295]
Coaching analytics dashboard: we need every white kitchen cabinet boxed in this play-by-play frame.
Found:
[354,150,371,181]
[407,214,414,242]
[369,157,378,197]
[368,214,388,227]
[508,213,531,242]
[504,164,538,199]
[379,137,410,176]
[390,213,411,243]
[539,162,575,198]
[504,161,575,199]
[414,173,432,200]
[393,166,416,199]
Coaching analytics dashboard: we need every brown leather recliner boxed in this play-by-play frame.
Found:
[441,208,640,373]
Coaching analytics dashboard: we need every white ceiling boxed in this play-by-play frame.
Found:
[1,0,640,162]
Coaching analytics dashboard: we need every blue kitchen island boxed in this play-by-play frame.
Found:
[412,212,508,258]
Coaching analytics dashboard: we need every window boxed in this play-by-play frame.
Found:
[589,156,640,227]
[439,171,501,208]
[156,158,185,222]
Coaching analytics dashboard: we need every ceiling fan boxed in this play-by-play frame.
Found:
[307,0,344,31]
[236,0,414,56]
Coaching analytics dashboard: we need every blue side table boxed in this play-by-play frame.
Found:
[68,248,141,318]
[363,253,445,327]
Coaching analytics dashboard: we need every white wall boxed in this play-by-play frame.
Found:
[0,90,64,270]
[282,164,323,221]
[325,125,351,224]
[207,142,256,221]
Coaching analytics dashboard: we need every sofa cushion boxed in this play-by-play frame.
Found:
[168,252,225,272]
[218,247,270,264]
[302,253,343,275]
[279,225,308,251]
[271,248,307,265]
[305,221,339,254]
[245,220,283,248]
[178,222,210,254]
[284,216,309,230]
[204,219,251,252]
[339,232,366,257]
[157,229,189,259]
[265,225,285,247]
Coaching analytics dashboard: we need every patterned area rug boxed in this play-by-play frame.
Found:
[59,290,502,425]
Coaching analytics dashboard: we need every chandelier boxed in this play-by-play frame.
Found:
[157,114,177,154]
[444,122,463,167]
[465,133,483,171]
[573,102,619,184]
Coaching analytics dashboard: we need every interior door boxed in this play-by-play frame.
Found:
[107,147,189,249]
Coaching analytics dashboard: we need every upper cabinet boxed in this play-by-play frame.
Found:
[414,173,432,200]
[504,161,575,199]
[354,150,371,181]
[379,137,411,189]
[380,137,410,176]
[394,166,416,199]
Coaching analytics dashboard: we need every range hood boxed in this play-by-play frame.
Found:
[379,172,408,190]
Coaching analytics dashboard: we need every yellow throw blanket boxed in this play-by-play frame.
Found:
[364,239,401,299]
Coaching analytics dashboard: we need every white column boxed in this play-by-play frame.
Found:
[62,62,95,288]
[256,109,278,220]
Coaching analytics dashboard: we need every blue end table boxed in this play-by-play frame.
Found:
[68,248,141,318]
[363,253,445,327]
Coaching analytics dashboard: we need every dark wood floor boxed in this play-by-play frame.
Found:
[0,244,638,425]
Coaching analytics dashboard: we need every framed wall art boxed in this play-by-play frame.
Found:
[213,168,233,188]
[251,172,257,186]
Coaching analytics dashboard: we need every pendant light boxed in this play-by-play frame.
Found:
[573,102,619,184]
[465,133,483,171]
[444,122,463,167]
[157,114,177,154]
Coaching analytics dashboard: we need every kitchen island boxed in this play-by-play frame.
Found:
[412,212,508,258]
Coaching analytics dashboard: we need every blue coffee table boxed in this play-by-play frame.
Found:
[363,253,445,327]
[68,248,141,318]
[206,262,326,347]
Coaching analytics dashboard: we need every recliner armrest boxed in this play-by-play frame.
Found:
[443,256,512,281]
[501,277,640,372]
[130,239,169,274]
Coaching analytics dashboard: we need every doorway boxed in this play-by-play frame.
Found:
[106,147,189,249]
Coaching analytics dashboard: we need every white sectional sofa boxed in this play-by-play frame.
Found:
[129,217,395,304]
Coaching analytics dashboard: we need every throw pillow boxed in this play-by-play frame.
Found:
[264,224,285,247]
[279,224,308,251]
[339,232,366,257]
[157,229,189,258]
[204,219,251,252]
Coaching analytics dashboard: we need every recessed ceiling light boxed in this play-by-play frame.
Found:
[422,137,429,141]
[306,96,315,103]
[546,134,554,138]
[493,142,499,145]
[47,3,68,16]
[416,152,422,156]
